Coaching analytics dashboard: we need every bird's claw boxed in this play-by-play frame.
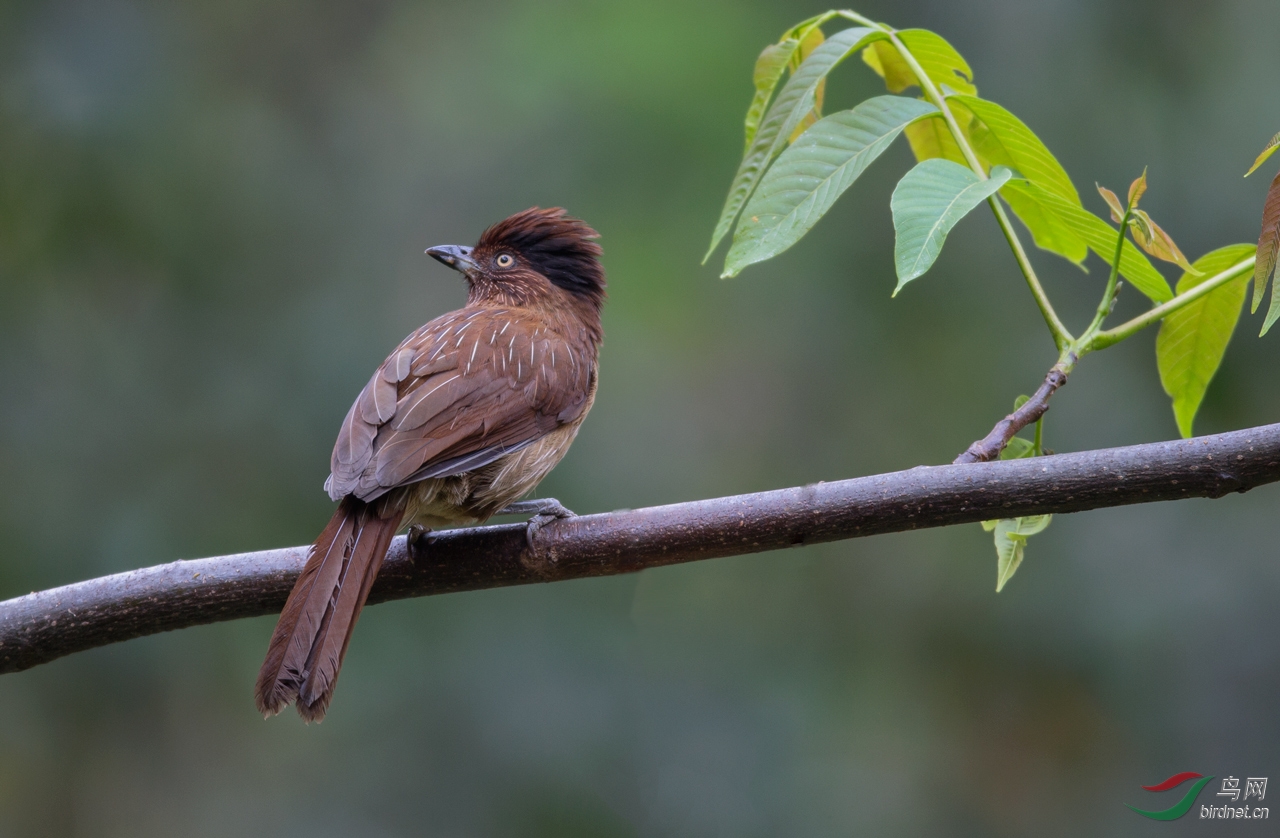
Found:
[496,498,576,551]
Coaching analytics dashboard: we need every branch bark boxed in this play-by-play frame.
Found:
[3,424,1280,674]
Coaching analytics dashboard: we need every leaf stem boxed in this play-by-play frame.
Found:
[989,201,1074,351]
[839,11,1074,351]
[1078,206,1131,343]
[1087,256,1256,351]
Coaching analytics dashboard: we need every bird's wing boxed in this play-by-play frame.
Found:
[327,307,594,501]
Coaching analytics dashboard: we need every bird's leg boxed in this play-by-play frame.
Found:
[496,498,576,518]
[495,498,576,550]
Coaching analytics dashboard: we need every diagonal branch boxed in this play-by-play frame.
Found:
[953,359,1072,463]
[3,423,1280,675]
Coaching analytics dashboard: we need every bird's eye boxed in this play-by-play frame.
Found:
[495,253,515,268]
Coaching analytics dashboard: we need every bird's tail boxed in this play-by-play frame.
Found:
[255,496,403,722]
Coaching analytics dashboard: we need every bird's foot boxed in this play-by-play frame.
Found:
[496,498,576,550]
[406,524,433,561]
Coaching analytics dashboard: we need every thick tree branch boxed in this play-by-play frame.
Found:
[3,424,1280,674]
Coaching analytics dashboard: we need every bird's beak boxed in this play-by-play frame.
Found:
[425,245,479,277]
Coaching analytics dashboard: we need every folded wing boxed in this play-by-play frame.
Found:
[327,308,593,502]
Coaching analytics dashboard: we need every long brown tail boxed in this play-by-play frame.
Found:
[255,496,403,722]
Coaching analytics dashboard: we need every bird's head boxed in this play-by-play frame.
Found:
[426,207,606,315]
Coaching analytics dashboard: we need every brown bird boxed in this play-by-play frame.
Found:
[255,207,605,721]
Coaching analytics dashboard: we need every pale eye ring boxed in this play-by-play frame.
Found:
[495,253,515,268]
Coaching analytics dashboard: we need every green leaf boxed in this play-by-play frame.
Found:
[706,26,887,263]
[993,515,1052,592]
[1245,130,1280,177]
[941,94,1091,267]
[723,96,938,276]
[1002,180,1173,302]
[862,29,977,96]
[891,160,1013,292]
[897,29,977,95]
[955,95,1079,203]
[1156,244,1257,436]
[1001,183,1089,265]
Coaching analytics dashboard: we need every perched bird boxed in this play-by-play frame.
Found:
[255,207,605,721]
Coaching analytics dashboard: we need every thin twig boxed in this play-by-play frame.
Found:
[3,422,1280,674]
[953,359,1073,463]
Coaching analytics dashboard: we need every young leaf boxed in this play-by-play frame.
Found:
[745,42,797,153]
[890,161,1013,292]
[993,515,1052,592]
[1128,169,1148,207]
[1252,169,1280,333]
[1097,184,1124,223]
[724,96,939,276]
[1245,130,1280,177]
[862,30,977,96]
[903,109,972,166]
[1156,243,1257,437]
[787,27,828,144]
[706,26,887,263]
[1001,180,1173,302]
[743,13,843,151]
[1129,209,1199,274]
[778,11,836,41]
[861,40,915,92]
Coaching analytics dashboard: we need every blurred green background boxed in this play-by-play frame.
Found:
[1,0,1278,834]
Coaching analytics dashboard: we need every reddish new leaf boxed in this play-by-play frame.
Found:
[1130,209,1199,275]
[1128,169,1148,207]
[1096,184,1124,223]
[1254,169,1280,334]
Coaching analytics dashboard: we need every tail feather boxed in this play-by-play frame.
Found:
[296,511,398,721]
[254,496,403,722]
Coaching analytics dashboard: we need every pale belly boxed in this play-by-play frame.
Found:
[401,419,586,528]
